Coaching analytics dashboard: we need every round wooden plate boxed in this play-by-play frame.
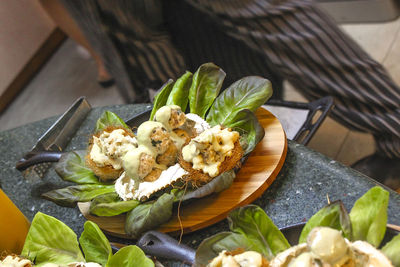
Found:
[78,107,287,238]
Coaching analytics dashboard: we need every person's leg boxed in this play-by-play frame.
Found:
[39,0,112,86]
[186,0,400,188]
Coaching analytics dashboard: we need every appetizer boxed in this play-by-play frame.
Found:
[195,187,400,267]
[86,126,137,181]
[43,62,273,238]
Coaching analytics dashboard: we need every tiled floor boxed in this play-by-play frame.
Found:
[1,16,400,168]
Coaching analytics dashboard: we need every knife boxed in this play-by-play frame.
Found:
[16,97,92,179]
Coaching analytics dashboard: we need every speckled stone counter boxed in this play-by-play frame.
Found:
[1,104,399,265]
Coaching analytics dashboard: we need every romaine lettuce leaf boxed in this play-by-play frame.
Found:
[382,233,400,266]
[228,205,290,258]
[42,184,115,207]
[189,63,226,118]
[125,193,174,239]
[166,71,192,111]
[299,200,352,243]
[226,109,265,155]
[79,221,112,266]
[106,245,154,267]
[95,111,130,132]
[206,76,272,127]
[21,212,84,265]
[349,186,389,247]
[150,79,174,120]
[89,192,139,216]
[55,150,104,185]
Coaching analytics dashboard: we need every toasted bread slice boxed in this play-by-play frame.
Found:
[86,126,134,181]
[178,140,243,186]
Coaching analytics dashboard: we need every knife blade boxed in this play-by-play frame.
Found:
[16,97,92,180]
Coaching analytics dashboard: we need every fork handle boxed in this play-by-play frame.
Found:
[16,151,63,171]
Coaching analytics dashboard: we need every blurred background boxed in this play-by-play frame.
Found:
[0,0,399,168]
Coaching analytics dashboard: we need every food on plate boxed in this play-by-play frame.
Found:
[208,250,269,267]
[117,104,240,201]
[42,62,273,238]
[86,126,137,181]
[180,125,243,185]
[269,227,393,267]
[1,212,154,267]
[195,187,400,267]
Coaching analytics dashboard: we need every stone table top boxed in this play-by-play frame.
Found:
[1,103,399,265]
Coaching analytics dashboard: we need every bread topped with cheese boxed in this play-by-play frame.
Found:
[179,125,243,186]
[86,126,137,181]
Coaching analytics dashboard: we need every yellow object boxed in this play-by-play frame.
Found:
[0,189,30,254]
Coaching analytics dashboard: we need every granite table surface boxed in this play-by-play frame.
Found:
[1,103,400,264]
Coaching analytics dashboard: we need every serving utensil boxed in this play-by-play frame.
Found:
[16,97,91,180]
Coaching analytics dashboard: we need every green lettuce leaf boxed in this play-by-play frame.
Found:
[382,233,400,266]
[95,110,130,132]
[349,186,389,247]
[299,200,352,243]
[166,71,192,111]
[228,205,290,259]
[89,192,139,216]
[180,170,236,201]
[189,63,226,118]
[206,76,272,126]
[195,232,255,266]
[226,109,265,155]
[42,184,115,207]
[55,150,104,185]
[79,221,112,266]
[106,245,154,267]
[150,79,174,120]
[21,212,84,265]
[125,193,174,239]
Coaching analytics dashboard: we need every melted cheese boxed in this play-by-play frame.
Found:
[89,129,137,169]
[182,125,239,177]
[154,105,181,129]
[136,121,165,157]
[122,146,154,180]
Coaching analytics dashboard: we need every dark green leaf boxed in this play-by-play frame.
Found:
[227,109,265,155]
[21,212,84,265]
[79,221,112,266]
[228,205,290,259]
[382,233,400,266]
[189,63,226,118]
[206,76,272,126]
[166,71,192,111]
[95,110,130,132]
[299,200,352,243]
[106,245,154,267]
[55,150,104,185]
[349,186,389,247]
[42,184,115,207]
[125,193,174,239]
[150,79,174,120]
[89,192,139,216]
[195,232,255,266]
[181,170,236,201]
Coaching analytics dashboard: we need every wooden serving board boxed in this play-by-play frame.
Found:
[78,107,287,238]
